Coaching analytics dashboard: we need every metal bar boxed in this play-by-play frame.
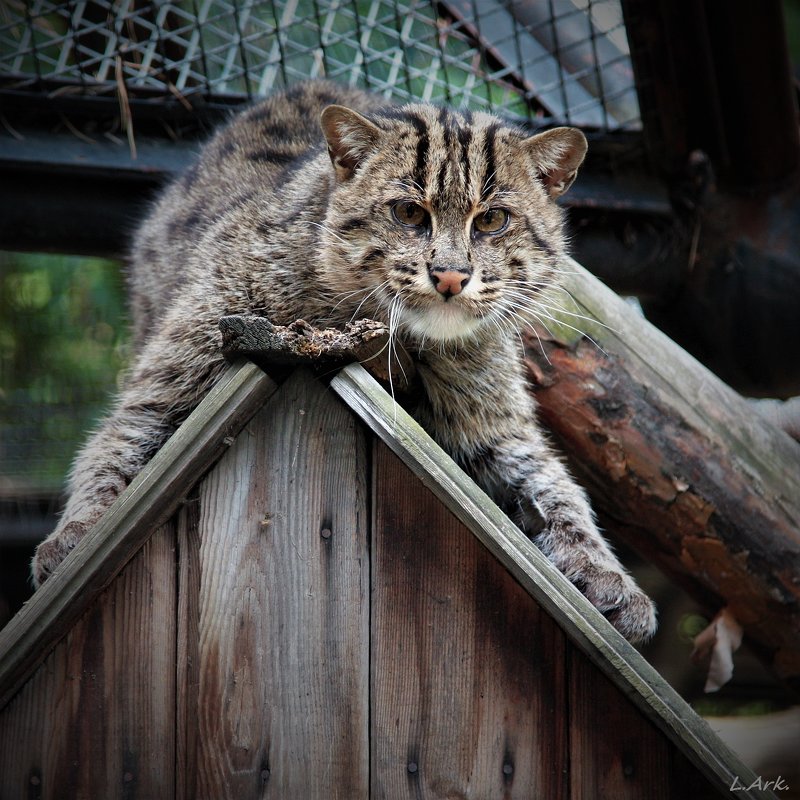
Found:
[256,0,298,94]
[230,0,254,99]
[191,0,213,97]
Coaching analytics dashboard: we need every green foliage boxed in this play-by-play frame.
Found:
[0,252,128,492]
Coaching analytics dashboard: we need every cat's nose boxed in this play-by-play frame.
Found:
[430,268,471,298]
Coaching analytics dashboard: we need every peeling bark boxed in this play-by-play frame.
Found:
[219,315,415,389]
[525,259,800,689]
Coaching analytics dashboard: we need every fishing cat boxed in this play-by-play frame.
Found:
[32,81,656,643]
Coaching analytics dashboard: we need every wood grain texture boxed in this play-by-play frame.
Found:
[189,369,370,799]
[176,496,202,800]
[568,648,720,800]
[371,440,569,799]
[0,344,784,798]
[331,363,774,800]
[0,522,177,800]
[523,257,800,685]
[0,361,277,711]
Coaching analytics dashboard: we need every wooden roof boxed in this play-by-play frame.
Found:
[0,361,776,798]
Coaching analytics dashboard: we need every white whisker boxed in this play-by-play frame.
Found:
[523,296,610,331]
[520,315,552,365]
[494,300,552,364]
[385,294,411,424]
[348,280,391,323]
[305,220,350,246]
[502,279,617,336]
[505,299,609,357]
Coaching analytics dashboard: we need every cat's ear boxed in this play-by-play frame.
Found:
[523,127,587,198]
[320,105,382,181]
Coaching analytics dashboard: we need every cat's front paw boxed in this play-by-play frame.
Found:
[31,521,88,588]
[574,566,657,644]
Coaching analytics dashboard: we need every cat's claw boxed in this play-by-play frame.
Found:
[602,590,658,645]
[573,566,657,644]
[31,521,87,588]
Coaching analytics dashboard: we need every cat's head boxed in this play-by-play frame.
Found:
[317,100,586,344]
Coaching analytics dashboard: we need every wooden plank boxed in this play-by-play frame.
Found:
[569,649,673,800]
[0,360,277,712]
[190,369,370,798]
[569,648,722,799]
[176,496,202,800]
[330,363,776,800]
[0,522,177,799]
[371,440,569,799]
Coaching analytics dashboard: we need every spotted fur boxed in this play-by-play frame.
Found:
[33,81,656,643]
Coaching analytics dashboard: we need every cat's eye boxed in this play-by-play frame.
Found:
[392,201,429,229]
[473,208,509,236]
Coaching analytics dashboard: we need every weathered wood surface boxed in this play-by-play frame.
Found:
[751,396,800,442]
[331,363,772,799]
[372,439,721,799]
[182,369,370,798]
[521,257,800,685]
[0,361,776,798]
[0,360,276,712]
[0,369,371,799]
[568,648,718,800]
[220,315,386,364]
[371,438,570,798]
[176,495,202,800]
[0,522,178,798]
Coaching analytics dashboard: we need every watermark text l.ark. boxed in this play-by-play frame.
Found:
[730,775,790,792]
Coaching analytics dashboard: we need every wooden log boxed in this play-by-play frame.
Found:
[522,257,800,687]
[220,314,415,389]
[751,397,800,442]
[219,316,387,365]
